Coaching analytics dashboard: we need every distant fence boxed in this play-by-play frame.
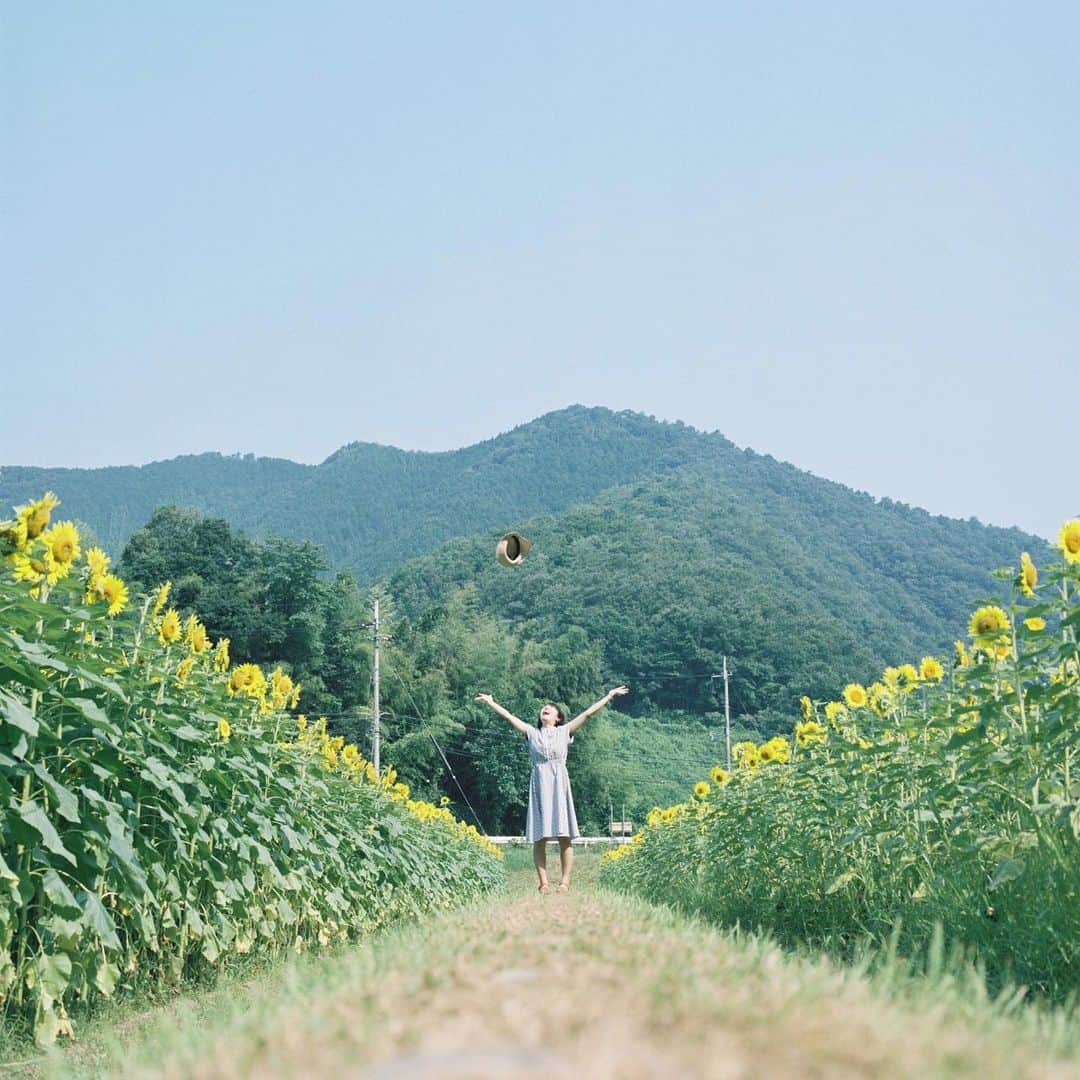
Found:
[488,836,633,847]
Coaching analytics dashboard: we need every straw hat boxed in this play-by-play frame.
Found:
[496,532,532,567]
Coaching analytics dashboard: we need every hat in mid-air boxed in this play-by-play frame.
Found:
[496,532,532,567]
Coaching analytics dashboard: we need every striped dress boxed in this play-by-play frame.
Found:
[524,724,580,842]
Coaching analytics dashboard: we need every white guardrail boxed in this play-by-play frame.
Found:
[487,836,634,846]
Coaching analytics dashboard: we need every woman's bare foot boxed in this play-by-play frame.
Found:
[538,882,550,894]
[557,882,569,893]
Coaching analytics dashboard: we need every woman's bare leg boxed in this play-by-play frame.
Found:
[533,840,550,892]
[557,838,574,890]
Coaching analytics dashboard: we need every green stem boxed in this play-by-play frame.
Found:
[1011,654,1028,738]
[13,773,33,1007]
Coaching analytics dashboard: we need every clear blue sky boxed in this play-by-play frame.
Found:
[3,3,1076,540]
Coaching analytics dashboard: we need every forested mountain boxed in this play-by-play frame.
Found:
[0,407,718,580]
[388,457,1047,718]
[0,405,1041,601]
[4,405,1044,715]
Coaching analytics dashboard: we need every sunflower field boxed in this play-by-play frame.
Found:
[601,523,1080,1004]
[0,494,502,1045]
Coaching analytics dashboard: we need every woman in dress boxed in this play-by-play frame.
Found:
[474,687,629,893]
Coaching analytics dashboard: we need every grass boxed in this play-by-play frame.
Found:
[497,841,607,882]
[6,849,1077,1079]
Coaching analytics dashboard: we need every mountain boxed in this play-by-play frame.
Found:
[0,407,721,582]
[385,453,1046,718]
[2,405,1044,717]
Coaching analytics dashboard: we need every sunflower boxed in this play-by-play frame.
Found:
[159,608,182,646]
[868,682,892,718]
[185,615,211,654]
[770,736,791,763]
[896,664,920,693]
[733,741,760,769]
[710,765,731,786]
[824,701,846,725]
[919,656,944,682]
[228,663,266,699]
[1018,552,1038,596]
[968,605,1011,652]
[100,574,129,617]
[153,581,172,616]
[1024,616,1046,632]
[270,667,294,709]
[85,547,110,583]
[17,492,59,540]
[213,637,231,672]
[176,657,195,683]
[954,640,970,668]
[1059,519,1080,565]
[11,552,48,585]
[799,696,813,722]
[843,683,868,709]
[41,521,80,567]
[0,518,28,555]
[795,720,827,747]
[759,736,791,764]
[18,542,69,587]
[218,718,231,741]
[693,780,711,798]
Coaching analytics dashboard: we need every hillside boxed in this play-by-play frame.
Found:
[2,405,1045,719]
[387,456,1045,717]
[0,407,718,581]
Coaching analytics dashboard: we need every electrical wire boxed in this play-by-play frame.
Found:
[443,726,730,761]
[428,734,488,836]
[438,743,725,782]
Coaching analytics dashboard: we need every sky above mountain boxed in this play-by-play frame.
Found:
[3,4,1076,540]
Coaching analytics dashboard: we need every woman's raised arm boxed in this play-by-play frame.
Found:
[474,693,532,736]
[566,686,629,735]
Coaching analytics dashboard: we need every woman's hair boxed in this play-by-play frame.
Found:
[537,703,567,729]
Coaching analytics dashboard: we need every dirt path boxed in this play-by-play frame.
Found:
[36,856,1080,1079]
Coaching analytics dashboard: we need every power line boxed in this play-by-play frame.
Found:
[447,739,724,764]
[428,734,487,836]
[439,744,722,779]
[629,672,723,681]
[445,726,730,759]
[443,743,723,771]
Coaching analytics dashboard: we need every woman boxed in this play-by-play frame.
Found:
[474,686,629,893]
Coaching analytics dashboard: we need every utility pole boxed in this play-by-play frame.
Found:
[723,655,732,770]
[372,597,381,774]
[710,658,734,769]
